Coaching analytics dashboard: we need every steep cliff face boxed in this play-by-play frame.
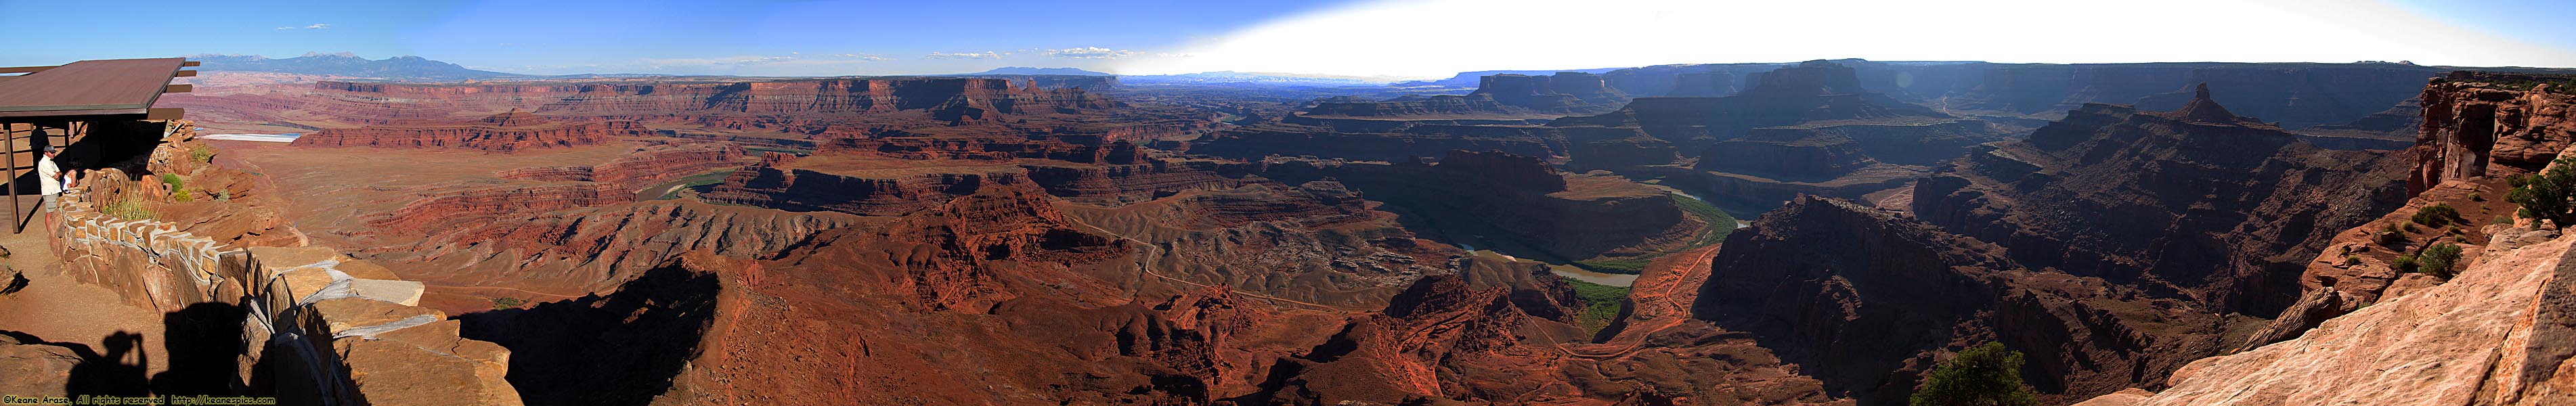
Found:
[1696,196,2236,405]
[1190,120,1569,162]
[292,110,652,152]
[2095,222,2576,405]
[1565,127,1680,171]
[1020,155,1257,206]
[1665,71,1739,97]
[1697,128,1877,180]
[2412,72,2576,193]
[1552,61,1963,148]
[314,78,1118,120]
[1912,89,2409,315]
[2240,72,2576,351]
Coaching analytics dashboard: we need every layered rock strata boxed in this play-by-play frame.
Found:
[1912,87,2409,315]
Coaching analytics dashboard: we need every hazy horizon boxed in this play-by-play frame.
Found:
[7,0,2575,78]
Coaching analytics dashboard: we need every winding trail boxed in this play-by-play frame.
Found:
[1558,244,1722,359]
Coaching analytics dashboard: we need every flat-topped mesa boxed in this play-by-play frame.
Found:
[1741,60,1869,96]
[1424,149,1567,192]
[1300,72,1628,118]
[1551,60,1955,145]
[1696,128,1877,178]
[1665,71,1738,97]
[295,76,1120,128]
[293,110,651,152]
[1263,150,1705,262]
[1472,72,1628,112]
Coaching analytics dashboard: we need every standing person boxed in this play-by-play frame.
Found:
[36,145,61,215]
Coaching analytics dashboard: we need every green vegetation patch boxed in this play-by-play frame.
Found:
[1911,342,2040,406]
[2412,204,2460,227]
[2509,156,2576,227]
[102,198,154,221]
[1565,279,1628,336]
[2418,243,2465,277]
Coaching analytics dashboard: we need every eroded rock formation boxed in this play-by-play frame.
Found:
[1912,87,2409,315]
[1697,196,2235,405]
[293,110,651,152]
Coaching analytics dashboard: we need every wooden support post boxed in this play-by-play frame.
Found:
[7,122,21,234]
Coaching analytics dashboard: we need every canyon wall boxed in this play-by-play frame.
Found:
[1696,196,2236,405]
[1303,72,1628,118]
[1596,60,2463,129]
[1912,88,2408,315]
[292,110,651,152]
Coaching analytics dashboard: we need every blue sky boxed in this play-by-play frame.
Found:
[3,0,2573,78]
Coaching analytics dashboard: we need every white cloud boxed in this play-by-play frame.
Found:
[1046,47,1138,59]
[276,23,330,30]
[925,51,1007,60]
[1122,0,2576,78]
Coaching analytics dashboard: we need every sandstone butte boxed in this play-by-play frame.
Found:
[13,62,2576,406]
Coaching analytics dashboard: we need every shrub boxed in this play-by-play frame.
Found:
[2378,223,2407,245]
[1911,342,2039,406]
[2508,157,2576,227]
[488,296,527,311]
[102,198,153,221]
[188,146,214,164]
[2413,204,2460,227]
[2395,254,2420,273]
[2419,243,2465,277]
[1565,279,1629,336]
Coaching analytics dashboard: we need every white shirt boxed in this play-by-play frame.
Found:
[37,155,60,196]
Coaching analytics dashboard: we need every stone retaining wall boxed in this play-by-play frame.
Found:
[45,136,519,405]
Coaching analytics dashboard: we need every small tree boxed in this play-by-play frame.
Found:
[1911,342,2039,406]
[2419,243,2465,277]
[2412,204,2460,227]
[2508,157,2576,227]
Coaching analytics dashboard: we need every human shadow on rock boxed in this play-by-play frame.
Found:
[458,264,721,406]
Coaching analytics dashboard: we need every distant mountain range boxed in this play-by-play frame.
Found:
[956,66,1114,76]
[1391,67,1628,88]
[188,53,526,81]
[1123,71,1418,87]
